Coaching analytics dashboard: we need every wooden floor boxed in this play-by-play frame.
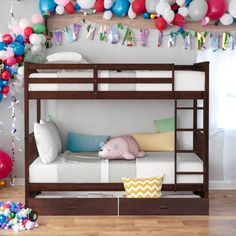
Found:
[1,187,236,236]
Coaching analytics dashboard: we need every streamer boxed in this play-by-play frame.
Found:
[157,31,163,48]
[53,31,63,45]
[222,33,231,51]
[140,29,149,47]
[86,25,96,40]
[168,32,177,48]
[99,25,109,42]
[211,32,221,52]
[122,28,135,47]
[196,32,208,50]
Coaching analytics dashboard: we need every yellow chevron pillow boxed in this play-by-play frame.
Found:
[122,176,163,198]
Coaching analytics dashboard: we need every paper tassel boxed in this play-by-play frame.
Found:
[99,25,109,42]
[196,32,208,50]
[183,32,191,50]
[64,23,81,43]
[211,32,221,52]
[140,29,149,47]
[168,32,177,48]
[230,33,236,50]
[122,28,135,47]
[157,31,163,47]
[222,33,231,51]
[108,26,120,44]
[53,30,63,46]
[86,25,96,40]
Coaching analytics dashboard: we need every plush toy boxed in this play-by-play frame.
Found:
[98,135,145,160]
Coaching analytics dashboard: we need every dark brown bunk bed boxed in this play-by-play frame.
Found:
[24,62,209,215]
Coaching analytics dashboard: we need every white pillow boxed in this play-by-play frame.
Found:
[47,52,82,63]
[34,122,58,164]
[40,120,62,154]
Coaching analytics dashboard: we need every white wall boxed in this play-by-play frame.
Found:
[0,0,223,181]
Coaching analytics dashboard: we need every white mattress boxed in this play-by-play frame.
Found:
[29,152,203,184]
[29,70,205,92]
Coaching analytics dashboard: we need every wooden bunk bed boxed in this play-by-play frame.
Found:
[24,62,209,215]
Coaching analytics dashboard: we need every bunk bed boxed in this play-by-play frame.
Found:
[24,62,209,215]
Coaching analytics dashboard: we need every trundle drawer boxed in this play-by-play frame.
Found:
[119,198,209,215]
[28,198,118,215]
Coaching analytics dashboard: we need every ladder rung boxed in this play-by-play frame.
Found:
[176,128,204,132]
[176,172,204,175]
[176,150,203,153]
[176,107,204,110]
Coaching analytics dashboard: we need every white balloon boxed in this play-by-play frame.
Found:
[29,34,42,45]
[103,10,113,20]
[163,9,175,23]
[188,0,208,21]
[176,0,185,6]
[77,0,96,9]
[19,18,32,30]
[229,0,236,18]
[220,13,233,25]
[39,34,46,45]
[156,2,171,15]
[104,0,113,9]
[178,7,189,17]
[128,4,136,19]
[18,66,24,76]
[56,5,65,15]
[31,44,43,55]
[146,0,160,13]
[162,0,176,5]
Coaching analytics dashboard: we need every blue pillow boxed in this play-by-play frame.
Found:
[66,132,109,152]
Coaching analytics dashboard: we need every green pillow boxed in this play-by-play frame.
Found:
[154,117,175,133]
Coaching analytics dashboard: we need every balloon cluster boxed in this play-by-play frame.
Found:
[0,201,38,232]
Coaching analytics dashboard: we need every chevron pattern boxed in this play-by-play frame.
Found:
[122,176,163,198]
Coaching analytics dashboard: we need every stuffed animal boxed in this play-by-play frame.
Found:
[98,135,145,160]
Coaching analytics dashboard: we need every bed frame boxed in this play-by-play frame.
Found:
[24,62,209,215]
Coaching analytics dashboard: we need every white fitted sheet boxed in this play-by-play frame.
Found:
[29,152,203,184]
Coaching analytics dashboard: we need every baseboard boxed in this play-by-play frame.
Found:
[5,178,25,186]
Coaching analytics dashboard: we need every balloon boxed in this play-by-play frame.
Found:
[207,0,227,20]
[76,0,96,9]
[39,0,57,15]
[54,0,70,6]
[188,0,208,21]
[229,0,236,18]
[220,13,233,25]
[65,2,75,14]
[32,24,46,34]
[24,27,33,37]
[0,214,7,227]
[2,80,8,86]
[143,12,150,19]
[2,34,13,44]
[14,35,25,44]
[163,9,175,23]
[176,0,185,6]
[172,13,185,27]
[145,0,159,13]
[15,55,24,63]
[12,25,23,36]
[128,5,137,19]
[39,34,46,45]
[31,13,44,24]
[19,18,32,30]
[156,1,171,15]
[29,34,42,45]
[18,66,24,76]
[165,0,176,5]
[94,0,104,12]
[0,42,7,51]
[155,17,168,31]
[5,57,17,66]
[31,44,43,55]
[0,48,14,61]
[104,0,113,9]
[13,43,25,56]
[178,6,189,17]
[0,93,3,102]
[112,0,130,17]
[103,10,113,20]
[1,71,11,80]
[1,86,10,94]
[132,0,146,15]
[56,5,65,15]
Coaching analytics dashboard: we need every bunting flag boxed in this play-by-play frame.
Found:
[64,23,81,43]
[168,32,177,48]
[99,25,109,42]
[231,33,236,50]
[122,28,135,47]
[196,32,208,50]
[86,25,96,40]
[53,30,63,45]
[211,32,221,52]
[157,31,163,48]
[140,29,149,47]
[222,32,231,51]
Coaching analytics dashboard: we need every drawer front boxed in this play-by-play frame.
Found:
[28,198,118,215]
[119,198,209,215]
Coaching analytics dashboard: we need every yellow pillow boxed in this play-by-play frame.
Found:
[132,132,174,152]
[122,176,163,198]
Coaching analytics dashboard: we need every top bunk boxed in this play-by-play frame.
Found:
[24,62,209,100]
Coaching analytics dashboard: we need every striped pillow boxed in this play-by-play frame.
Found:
[122,176,163,198]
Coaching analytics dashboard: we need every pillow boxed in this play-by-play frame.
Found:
[40,120,62,154]
[122,176,163,198]
[131,132,174,152]
[154,117,175,133]
[34,122,58,164]
[47,52,83,63]
[66,132,109,152]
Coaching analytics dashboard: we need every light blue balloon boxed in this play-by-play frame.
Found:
[39,0,57,15]
[112,0,130,17]
[0,42,7,51]
[0,93,3,102]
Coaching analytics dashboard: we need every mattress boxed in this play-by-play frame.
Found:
[28,70,205,92]
[29,152,203,184]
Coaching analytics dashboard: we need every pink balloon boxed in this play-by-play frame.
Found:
[207,0,227,20]
[31,13,44,24]
[54,0,70,6]
[5,57,17,66]
[12,25,24,35]
[0,149,13,179]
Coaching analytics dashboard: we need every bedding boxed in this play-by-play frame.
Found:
[29,152,203,184]
[154,117,175,133]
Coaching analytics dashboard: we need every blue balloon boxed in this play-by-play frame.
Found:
[39,0,57,15]
[13,43,25,56]
[0,79,3,87]
[233,18,236,23]
[15,35,25,44]
[0,42,7,51]
[143,12,150,19]
[74,3,81,11]
[0,214,7,226]
[0,93,3,102]
[4,65,13,74]
[112,0,130,17]
[2,80,8,86]
[8,42,18,48]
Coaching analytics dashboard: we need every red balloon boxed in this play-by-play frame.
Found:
[1,71,11,80]
[15,55,24,63]
[207,0,227,20]
[0,149,13,179]
[94,0,104,12]
[24,27,33,37]
[155,17,168,31]
[172,13,185,27]
[2,34,13,44]
[4,57,17,66]
[132,0,146,15]
[65,2,75,14]
[171,3,179,12]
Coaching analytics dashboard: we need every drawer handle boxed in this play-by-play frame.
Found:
[159,205,169,210]
[69,206,77,209]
